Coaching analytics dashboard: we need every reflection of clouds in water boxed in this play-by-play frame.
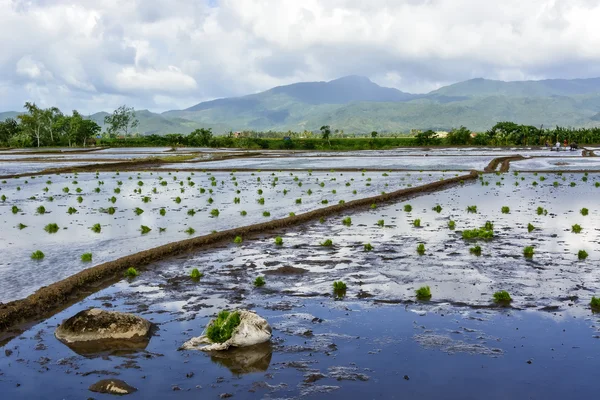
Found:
[1,169,442,302]
[512,157,600,170]
[164,172,600,314]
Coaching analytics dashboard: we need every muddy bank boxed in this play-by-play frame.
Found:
[0,171,477,333]
[483,155,525,172]
[0,152,260,180]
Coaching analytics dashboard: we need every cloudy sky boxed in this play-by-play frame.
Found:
[1,0,600,114]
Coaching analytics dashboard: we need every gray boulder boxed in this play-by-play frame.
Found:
[55,308,152,354]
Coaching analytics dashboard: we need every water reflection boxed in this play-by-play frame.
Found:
[208,342,273,375]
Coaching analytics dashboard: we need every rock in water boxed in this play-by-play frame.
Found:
[89,379,137,395]
[181,310,271,351]
[55,308,152,354]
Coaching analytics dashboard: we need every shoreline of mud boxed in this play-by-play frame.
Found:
[0,170,477,335]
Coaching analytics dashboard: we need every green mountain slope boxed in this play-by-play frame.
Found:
[4,76,600,134]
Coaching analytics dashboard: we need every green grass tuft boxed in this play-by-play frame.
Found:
[413,219,421,227]
[36,205,46,214]
[432,205,442,213]
[470,245,482,256]
[448,220,456,230]
[416,243,426,255]
[31,250,45,260]
[44,223,59,233]
[572,224,582,233]
[134,207,144,216]
[493,290,512,303]
[466,205,477,213]
[210,209,220,217]
[578,250,589,260]
[234,236,243,244]
[333,281,347,291]
[140,225,152,234]
[415,285,431,299]
[90,223,101,233]
[320,239,333,247]
[404,204,412,212]
[185,227,196,235]
[527,223,535,233]
[124,267,139,278]
[377,219,384,227]
[190,268,203,280]
[274,236,283,246]
[81,253,92,262]
[364,243,373,252]
[205,310,241,344]
[501,206,510,214]
[342,216,352,226]
[581,208,589,216]
[254,276,266,287]
[590,296,600,310]
[523,246,534,258]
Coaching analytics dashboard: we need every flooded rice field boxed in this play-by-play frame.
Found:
[163,156,493,171]
[0,170,450,302]
[511,157,600,171]
[1,148,600,399]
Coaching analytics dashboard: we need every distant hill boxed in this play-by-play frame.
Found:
[0,111,21,121]
[430,77,600,98]
[4,76,600,133]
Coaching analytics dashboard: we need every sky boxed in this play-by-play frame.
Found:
[1,0,600,114]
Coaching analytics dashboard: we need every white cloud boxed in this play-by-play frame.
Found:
[1,0,600,113]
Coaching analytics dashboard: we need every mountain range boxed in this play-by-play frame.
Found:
[3,75,600,134]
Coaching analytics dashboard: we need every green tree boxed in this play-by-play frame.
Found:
[320,125,331,146]
[415,130,438,145]
[0,118,21,146]
[188,128,213,146]
[104,105,139,138]
[18,102,46,147]
[43,107,63,144]
[445,126,472,145]
[371,131,378,138]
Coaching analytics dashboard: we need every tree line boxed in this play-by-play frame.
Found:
[3,102,600,148]
[0,103,139,147]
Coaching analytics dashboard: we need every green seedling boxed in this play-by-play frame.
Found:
[140,225,152,234]
[44,223,59,233]
[31,250,45,260]
[81,253,92,262]
[415,285,431,300]
[90,223,101,233]
[190,268,203,280]
[493,290,512,303]
[417,243,426,255]
[320,239,333,247]
[124,267,139,278]
[254,276,266,287]
[364,243,373,252]
[470,245,482,256]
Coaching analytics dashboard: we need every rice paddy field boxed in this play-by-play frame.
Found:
[1,146,600,399]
